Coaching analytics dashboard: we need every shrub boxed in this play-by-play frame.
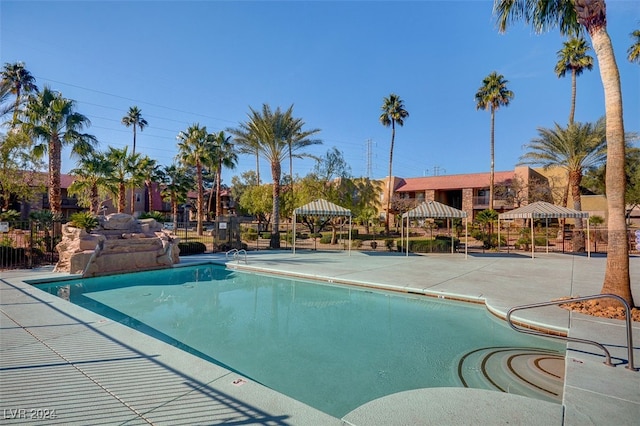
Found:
[178,241,207,255]
[242,228,258,241]
[351,239,362,248]
[398,238,460,253]
[260,232,271,239]
[139,211,165,222]
[384,238,395,251]
[320,234,332,244]
[69,212,99,233]
[0,210,20,221]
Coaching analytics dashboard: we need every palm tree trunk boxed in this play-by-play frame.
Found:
[270,160,281,248]
[130,185,135,215]
[90,184,99,215]
[489,108,495,211]
[215,166,222,219]
[196,163,204,236]
[49,137,62,215]
[172,195,178,232]
[147,180,153,212]
[385,121,396,235]
[132,124,137,155]
[569,69,577,124]
[590,28,632,306]
[118,182,126,213]
[255,150,260,186]
[569,169,585,252]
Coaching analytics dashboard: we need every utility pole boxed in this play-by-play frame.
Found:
[365,139,374,179]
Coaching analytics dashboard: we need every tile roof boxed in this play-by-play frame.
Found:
[395,171,515,192]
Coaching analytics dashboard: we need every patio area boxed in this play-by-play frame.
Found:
[1,251,638,425]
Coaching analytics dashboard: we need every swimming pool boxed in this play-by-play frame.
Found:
[35,264,565,417]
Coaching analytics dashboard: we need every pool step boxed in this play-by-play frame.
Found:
[458,347,564,403]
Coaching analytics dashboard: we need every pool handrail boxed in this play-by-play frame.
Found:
[225,248,247,264]
[506,294,637,371]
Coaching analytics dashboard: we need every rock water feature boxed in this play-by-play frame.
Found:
[55,213,180,277]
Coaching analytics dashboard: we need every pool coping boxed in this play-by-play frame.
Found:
[1,251,638,425]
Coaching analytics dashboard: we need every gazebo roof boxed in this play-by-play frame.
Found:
[499,201,589,219]
[293,199,352,217]
[402,201,467,219]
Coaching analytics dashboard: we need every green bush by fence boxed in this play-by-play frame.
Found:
[178,241,207,255]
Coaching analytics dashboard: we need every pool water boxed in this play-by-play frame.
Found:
[36,264,564,417]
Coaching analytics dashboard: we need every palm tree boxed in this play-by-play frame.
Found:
[555,37,594,124]
[1,62,39,127]
[379,94,409,235]
[519,119,606,251]
[21,87,97,215]
[105,146,139,213]
[494,0,633,308]
[628,28,640,64]
[229,104,321,248]
[68,152,115,215]
[555,37,594,214]
[126,154,149,215]
[160,164,194,231]
[210,131,238,219]
[282,105,321,202]
[177,124,213,236]
[121,106,148,155]
[139,157,160,212]
[474,72,514,211]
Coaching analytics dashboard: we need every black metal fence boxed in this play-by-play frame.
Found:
[0,220,61,270]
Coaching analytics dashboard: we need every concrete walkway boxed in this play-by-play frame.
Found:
[1,251,638,425]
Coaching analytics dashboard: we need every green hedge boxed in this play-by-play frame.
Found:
[397,237,460,253]
[178,241,207,255]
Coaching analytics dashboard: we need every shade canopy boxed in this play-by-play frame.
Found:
[402,201,468,219]
[294,199,352,217]
[498,201,589,220]
[498,201,590,258]
[401,201,468,257]
[292,199,351,255]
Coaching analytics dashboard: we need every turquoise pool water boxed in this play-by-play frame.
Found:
[36,264,564,417]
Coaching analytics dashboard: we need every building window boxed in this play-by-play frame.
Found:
[136,193,141,202]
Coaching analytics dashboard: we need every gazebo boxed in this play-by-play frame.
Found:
[498,201,590,258]
[401,201,468,258]
[292,199,352,255]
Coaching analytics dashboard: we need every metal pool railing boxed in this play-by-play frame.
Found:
[506,294,637,371]
[225,248,247,264]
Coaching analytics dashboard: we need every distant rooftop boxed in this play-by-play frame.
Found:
[395,171,515,192]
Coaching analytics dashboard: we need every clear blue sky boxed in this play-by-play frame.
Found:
[2,0,639,184]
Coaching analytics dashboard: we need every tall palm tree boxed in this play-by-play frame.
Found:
[555,37,594,214]
[126,154,149,215]
[177,124,212,236]
[68,152,115,215]
[229,104,321,248]
[121,106,148,155]
[474,72,514,211]
[210,131,238,219]
[160,164,194,231]
[555,37,594,124]
[628,28,640,64]
[379,94,409,235]
[494,0,633,308]
[105,146,139,213]
[1,62,39,127]
[21,87,97,215]
[519,119,606,251]
[139,157,160,212]
[281,105,321,202]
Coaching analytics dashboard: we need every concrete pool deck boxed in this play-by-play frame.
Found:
[1,251,638,425]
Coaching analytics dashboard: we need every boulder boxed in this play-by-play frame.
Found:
[55,214,180,276]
